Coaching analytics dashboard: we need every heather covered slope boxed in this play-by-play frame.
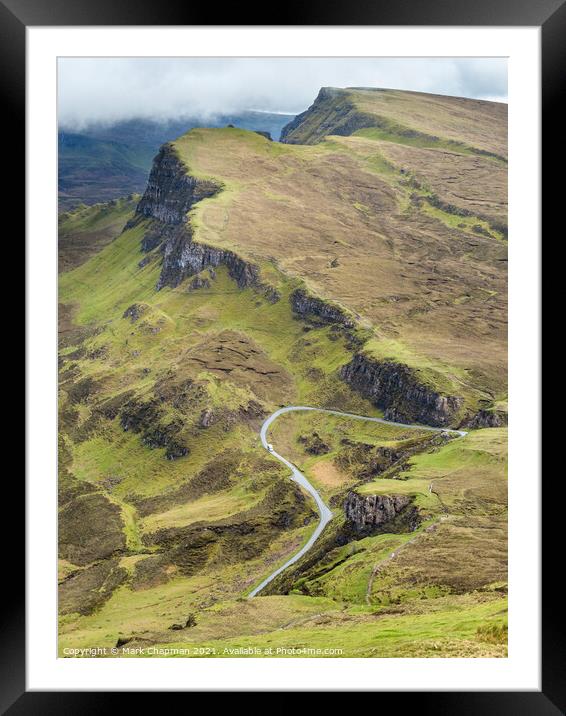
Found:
[58,87,507,656]
[168,111,506,411]
[280,87,507,158]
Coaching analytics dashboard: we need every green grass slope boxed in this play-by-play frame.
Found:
[59,195,140,271]
[59,86,507,657]
[58,204,376,649]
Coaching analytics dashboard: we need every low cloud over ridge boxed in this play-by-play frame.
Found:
[58,57,507,129]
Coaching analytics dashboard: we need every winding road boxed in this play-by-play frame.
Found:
[247,406,467,598]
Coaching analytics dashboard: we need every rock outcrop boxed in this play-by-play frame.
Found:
[290,288,354,328]
[280,87,508,167]
[253,130,272,141]
[122,303,147,323]
[461,408,508,429]
[141,421,188,460]
[198,408,215,428]
[156,227,260,290]
[298,432,330,456]
[135,143,220,224]
[336,431,452,480]
[340,354,462,427]
[132,143,279,299]
[280,88,376,145]
[188,276,211,291]
[119,399,189,460]
[344,492,420,534]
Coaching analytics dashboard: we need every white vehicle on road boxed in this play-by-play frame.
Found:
[267,443,274,452]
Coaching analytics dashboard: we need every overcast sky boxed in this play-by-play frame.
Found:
[58,57,507,129]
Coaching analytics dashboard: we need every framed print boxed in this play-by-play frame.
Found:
[11,0,558,709]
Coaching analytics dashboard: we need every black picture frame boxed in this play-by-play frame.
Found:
[11,0,557,709]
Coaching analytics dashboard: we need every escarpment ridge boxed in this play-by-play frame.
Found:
[280,86,507,160]
[340,354,464,427]
[58,86,508,657]
[130,143,278,298]
[127,122,507,428]
[135,143,221,225]
[111,82,510,438]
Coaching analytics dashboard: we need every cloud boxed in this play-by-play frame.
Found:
[58,57,507,129]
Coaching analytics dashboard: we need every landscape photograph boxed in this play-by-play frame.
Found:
[57,57,508,659]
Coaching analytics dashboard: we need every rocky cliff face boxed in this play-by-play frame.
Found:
[135,143,220,224]
[280,88,375,145]
[154,224,260,290]
[344,492,420,534]
[461,408,508,429]
[119,398,189,460]
[340,354,462,427]
[133,143,278,298]
[336,431,451,481]
[290,288,354,328]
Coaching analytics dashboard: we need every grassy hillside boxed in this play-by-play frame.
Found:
[58,87,507,657]
[58,214,377,643]
[281,87,507,158]
[59,195,139,271]
[173,120,506,405]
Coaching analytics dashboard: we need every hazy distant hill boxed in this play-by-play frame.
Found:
[58,111,295,210]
